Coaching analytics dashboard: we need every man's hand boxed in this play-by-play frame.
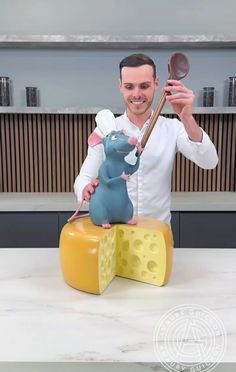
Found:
[163,79,194,122]
[163,79,202,142]
[82,178,99,202]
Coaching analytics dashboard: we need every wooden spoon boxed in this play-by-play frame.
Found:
[140,53,190,150]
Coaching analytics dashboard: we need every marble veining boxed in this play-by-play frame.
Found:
[0,248,235,362]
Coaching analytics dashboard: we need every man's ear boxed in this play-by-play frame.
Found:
[119,78,122,91]
[155,77,160,90]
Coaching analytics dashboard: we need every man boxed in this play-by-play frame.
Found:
[74,53,218,225]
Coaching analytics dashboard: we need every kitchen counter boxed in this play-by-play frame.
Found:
[0,192,236,212]
[0,192,235,249]
[0,247,235,362]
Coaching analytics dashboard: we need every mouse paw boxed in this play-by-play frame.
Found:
[127,219,137,225]
[121,172,130,181]
[136,142,144,154]
[102,223,112,229]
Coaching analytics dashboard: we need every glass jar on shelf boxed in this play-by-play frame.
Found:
[202,87,215,107]
[0,77,11,106]
[26,87,39,107]
[228,76,236,106]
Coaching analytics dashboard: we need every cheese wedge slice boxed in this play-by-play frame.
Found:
[59,216,173,294]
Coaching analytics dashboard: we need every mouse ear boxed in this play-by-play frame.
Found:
[88,129,103,146]
[95,109,117,137]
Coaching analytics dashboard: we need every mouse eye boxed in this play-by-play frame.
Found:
[111,134,118,141]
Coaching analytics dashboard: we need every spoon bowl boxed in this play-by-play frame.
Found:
[168,52,190,80]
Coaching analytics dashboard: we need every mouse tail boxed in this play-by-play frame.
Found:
[67,199,89,222]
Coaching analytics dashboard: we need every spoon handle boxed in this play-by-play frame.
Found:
[135,53,189,156]
[141,90,168,148]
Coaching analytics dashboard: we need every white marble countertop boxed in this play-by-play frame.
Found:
[0,363,234,372]
[0,247,235,363]
[0,192,236,212]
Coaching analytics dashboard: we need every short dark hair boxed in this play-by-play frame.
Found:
[119,53,156,80]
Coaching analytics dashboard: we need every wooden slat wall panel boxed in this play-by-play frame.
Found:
[0,113,96,192]
[167,113,236,192]
[0,113,235,192]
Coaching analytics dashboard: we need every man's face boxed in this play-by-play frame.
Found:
[119,64,159,116]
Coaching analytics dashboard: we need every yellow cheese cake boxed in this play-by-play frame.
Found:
[60,216,173,294]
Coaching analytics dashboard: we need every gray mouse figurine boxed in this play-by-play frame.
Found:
[88,128,142,228]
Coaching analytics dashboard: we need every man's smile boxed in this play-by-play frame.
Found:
[130,100,145,106]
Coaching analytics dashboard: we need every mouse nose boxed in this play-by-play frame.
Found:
[128,136,138,145]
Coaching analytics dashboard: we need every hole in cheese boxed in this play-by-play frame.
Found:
[133,240,143,251]
[147,260,158,273]
[130,255,141,267]
[149,243,159,253]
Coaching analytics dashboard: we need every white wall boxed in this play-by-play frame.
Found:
[0,48,235,108]
[0,0,236,109]
[0,0,235,34]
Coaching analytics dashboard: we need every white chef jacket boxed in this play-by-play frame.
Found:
[74,112,218,226]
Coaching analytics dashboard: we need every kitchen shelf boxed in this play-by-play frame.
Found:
[0,106,236,114]
[0,106,105,114]
[0,34,236,49]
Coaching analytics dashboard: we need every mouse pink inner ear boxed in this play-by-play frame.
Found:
[88,131,103,146]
